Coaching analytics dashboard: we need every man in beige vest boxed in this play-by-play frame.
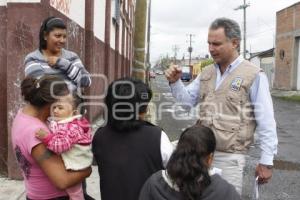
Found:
[165,18,278,194]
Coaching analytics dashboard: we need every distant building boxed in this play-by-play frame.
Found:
[274,2,300,90]
[250,48,275,88]
[178,57,206,66]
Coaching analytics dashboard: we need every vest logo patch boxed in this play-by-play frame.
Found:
[231,77,243,91]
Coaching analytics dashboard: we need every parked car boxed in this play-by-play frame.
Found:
[155,70,164,75]
[181,66,191,81]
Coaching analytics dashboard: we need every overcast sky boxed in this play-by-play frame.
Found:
[150,0,300,64]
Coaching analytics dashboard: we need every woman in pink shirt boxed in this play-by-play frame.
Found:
[35,92,93,200]
[11,75,91,200]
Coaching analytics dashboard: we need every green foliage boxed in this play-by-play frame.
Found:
[160,57,172,70]
[278,95,300,102]
[154,55,172,70]
[200,58,214,70]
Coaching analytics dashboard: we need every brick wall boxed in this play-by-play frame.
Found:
[275,2,300,90]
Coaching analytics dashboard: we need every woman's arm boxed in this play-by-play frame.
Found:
[56,54,91,87]
[38,125,83,154]
[42,129,76,154]
[24,58,48,78]
[31,143,92,190]
[38,121,91,154]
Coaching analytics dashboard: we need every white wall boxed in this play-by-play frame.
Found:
[124,0,127,12]
[250,57,260,67]
[50,0,85,28]
[94,0,105,42]
[110,0,116,50]
[1,0,41,5]
[0,0,6,6]
[260,56,274,88]
[7,0,40,2]
[261,57,274,64]
[110,23,116,50]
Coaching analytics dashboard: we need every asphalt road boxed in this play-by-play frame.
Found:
[150,74,300,200]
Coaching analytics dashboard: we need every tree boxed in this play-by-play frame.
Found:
[160,56,172,70]
[200,58,214,70]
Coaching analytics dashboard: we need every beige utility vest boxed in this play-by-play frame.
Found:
[198,60,261,153]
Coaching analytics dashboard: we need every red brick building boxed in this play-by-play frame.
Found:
[0,0,136,178]
[274,2,300,90]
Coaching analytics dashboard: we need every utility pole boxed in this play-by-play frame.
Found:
[234,0,250,59]
[146,0,151,85]
[172,45,180,64]
[133,0,147,81]
[187,34,195,66]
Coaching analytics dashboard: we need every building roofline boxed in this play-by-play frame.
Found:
[250,48,274,59]
[277,2,300,14]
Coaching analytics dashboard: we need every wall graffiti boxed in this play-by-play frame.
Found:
[67,21,84,58]
[50,0,72,15]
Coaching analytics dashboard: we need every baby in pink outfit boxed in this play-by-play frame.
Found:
[36,93,93,200]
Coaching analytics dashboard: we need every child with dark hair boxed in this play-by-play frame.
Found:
[36,92,93,200]
[24,16,91,89]
[139,125,241,200]
[92,77,174,200]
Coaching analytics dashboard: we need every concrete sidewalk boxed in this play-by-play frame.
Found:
[271,89,300,97]
[0,166,101,200]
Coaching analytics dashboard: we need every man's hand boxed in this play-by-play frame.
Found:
[164,65,182,84]
[255,164,273,184]
[47,56,59,67]
[36,129,49,140]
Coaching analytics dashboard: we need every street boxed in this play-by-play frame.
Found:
[150,74,300,200]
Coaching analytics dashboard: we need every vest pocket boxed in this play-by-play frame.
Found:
[235,122,255,151]
[224,94,245,116]
[212,119,240,152]
[213,119,239,131]
[226,93,244,104]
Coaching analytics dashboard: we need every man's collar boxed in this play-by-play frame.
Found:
[214,55,244,72]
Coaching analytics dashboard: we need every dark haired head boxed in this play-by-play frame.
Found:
[105,77,152,132]
[21,75,69,108]
[166,125,216,200]
[39,16,66,50]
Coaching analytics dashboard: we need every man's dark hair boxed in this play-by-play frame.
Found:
[105,77,152,132]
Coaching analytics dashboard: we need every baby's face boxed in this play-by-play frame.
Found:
[51,94,74,121]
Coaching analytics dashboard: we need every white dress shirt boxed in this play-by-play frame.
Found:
[160,131,174,167]
[170,56,278,165]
